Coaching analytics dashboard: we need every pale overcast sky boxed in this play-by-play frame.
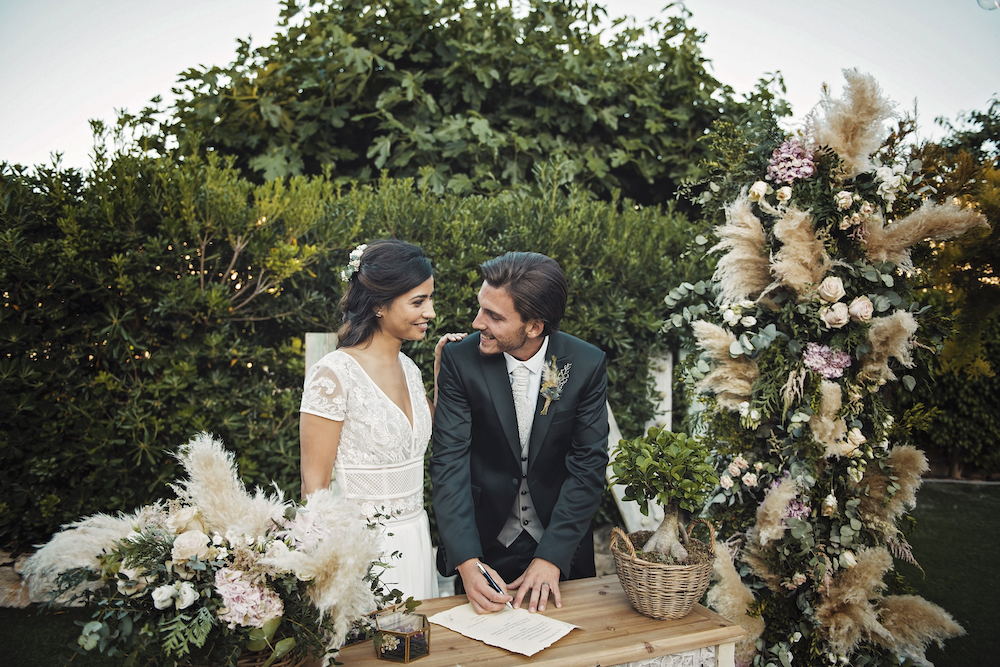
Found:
[1,0,997,171]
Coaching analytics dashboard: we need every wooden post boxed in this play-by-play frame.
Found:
[304,332,339,372]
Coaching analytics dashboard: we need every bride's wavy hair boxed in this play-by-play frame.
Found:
[337,239,433,348]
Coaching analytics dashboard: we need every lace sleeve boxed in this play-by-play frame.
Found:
[300,360,347,421]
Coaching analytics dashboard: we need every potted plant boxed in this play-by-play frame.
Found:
[609,426,719,619]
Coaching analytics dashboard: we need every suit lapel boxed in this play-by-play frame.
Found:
[528,333,573,470]
[478,346,522,459]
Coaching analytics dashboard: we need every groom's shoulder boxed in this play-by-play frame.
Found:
[554,331,605,361]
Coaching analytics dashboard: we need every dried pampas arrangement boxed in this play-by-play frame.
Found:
[711,193,772,304]
[864,201,988,271]
[690,320,759,408]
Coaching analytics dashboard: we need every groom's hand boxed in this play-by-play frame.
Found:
[508,558,561,613]
[457,559,512,614]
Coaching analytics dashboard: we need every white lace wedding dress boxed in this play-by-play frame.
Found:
[300,350,438,600]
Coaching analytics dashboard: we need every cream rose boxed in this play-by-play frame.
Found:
[733,455,749,470]
[776,186,792,202]
[818,276,846,303]
[742,472,758,487]
[720,474,734,490]
[821,494,837,517]
[835,190,853,210]
[748,181,768,202]
[840,550,858,569]
[848,296,874,322]
[821,303,850,329]
[172,530,211,563]
[847,428,867,449]
[117,566,149,596]
[167,506,206,535]
[728,462,741,477]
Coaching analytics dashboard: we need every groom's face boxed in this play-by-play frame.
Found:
[473,282,543,360]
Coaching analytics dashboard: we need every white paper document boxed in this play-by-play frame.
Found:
[428,603,579,657]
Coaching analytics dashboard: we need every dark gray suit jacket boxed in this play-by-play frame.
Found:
[430,331,609,577]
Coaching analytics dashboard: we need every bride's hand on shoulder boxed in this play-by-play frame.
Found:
[433,332,468,407]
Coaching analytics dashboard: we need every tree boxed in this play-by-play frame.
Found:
[153,0,748,206]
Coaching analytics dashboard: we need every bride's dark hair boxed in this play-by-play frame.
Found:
[337,239,433,348]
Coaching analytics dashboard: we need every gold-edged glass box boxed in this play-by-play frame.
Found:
[373,609,430,663]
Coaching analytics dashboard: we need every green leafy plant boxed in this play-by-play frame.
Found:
[610,427,718,560]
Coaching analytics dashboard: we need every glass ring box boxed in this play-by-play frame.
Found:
[373,609,430,663]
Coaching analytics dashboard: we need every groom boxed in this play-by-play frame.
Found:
[431,252,609,614]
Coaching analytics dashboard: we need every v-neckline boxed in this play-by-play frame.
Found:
[339,351,415,432]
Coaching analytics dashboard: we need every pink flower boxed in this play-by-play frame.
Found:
[802,343,852,379]
[214,568,284,629]
[766,139,815,184]
[742,472,758,487]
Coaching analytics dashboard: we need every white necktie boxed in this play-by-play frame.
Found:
[511,364,532,447]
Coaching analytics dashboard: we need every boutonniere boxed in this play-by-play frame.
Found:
[540,355,572,415]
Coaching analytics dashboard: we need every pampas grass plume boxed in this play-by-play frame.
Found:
[707,547,764,665]
[813,69,896,178]
[815,547,894,654]
[173,432,286,539]
[865,201,988,271]
[876,595,965,667]
[23,505,164,603]
[712,193,772,304]
[690,320,759,408]
[810,380,848,456]
[769,207,830,300]
[860,311,918,384]
[756,476,798,547]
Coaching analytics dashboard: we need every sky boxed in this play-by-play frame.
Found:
[1,0,998,172]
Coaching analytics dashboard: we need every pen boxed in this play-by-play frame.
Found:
[476,562,514,611]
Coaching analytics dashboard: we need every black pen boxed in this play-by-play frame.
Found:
[476,562,514,611]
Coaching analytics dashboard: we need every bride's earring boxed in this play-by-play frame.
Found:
[376,311,383,318]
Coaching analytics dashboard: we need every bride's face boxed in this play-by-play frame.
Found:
[379,276,435,341]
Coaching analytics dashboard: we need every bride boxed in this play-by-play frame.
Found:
[300,239,449,600]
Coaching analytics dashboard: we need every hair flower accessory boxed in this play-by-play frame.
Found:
[539,355,572,415]
[340,243,368,282]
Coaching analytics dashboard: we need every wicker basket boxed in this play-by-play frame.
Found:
[235,651,308,667]
[610,519,716,620]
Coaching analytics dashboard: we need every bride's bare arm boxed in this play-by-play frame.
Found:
[300,412,345,498]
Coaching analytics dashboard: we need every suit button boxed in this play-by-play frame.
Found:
[522,472,527,478]
[521,506,528,511]
[520,456,527,462]
[523,519,530,526]
[520,490,527,495]
[512,478,519,485]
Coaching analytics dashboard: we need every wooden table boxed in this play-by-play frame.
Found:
[336,575,744,666]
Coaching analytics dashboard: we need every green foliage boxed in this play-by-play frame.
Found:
[610,426,718,515]
[1,141,694,551]
[153,0,746,207]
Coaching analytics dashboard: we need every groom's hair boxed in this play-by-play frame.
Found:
[480,252,567,336]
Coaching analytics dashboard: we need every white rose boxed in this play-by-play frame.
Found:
[174,582,198,610]
[171,530,211,564]
[847,428,867,449]
[723,308,740,326]
[776,186,792,202]
[860,201,874,216]
[719,474,734,490]
[740,315,757,328]
[754,461,764,471]
[734,455,749,470]
[166,506,206,535]
[840,550,858,569]
[848,466,864,484]
[848,296,874,322]
[834,190,853,210]
[817,276,846,303]
[728,462,741,477]
[151,584,176,610]
[742,472,759,487]
[748,181,768,202]
[839,216,853,230]
[821,303,850,329]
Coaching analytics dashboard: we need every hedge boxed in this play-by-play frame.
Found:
[1,153,702,551]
